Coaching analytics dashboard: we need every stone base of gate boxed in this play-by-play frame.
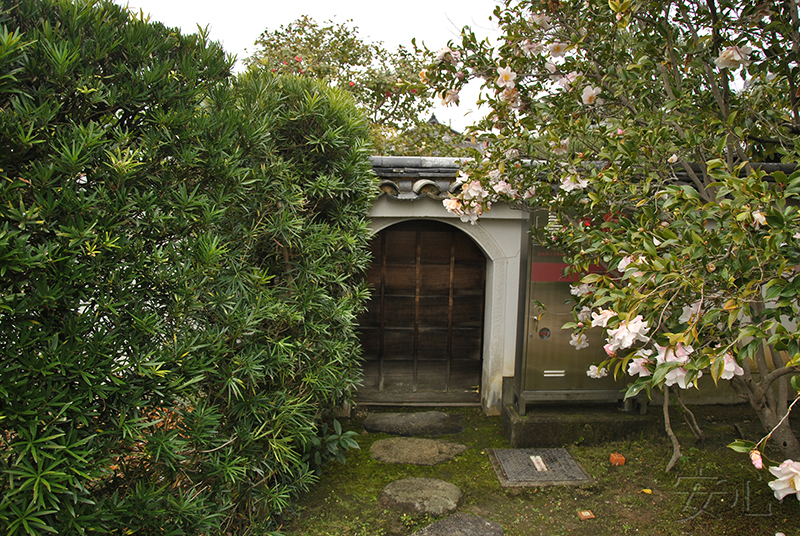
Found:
[501,403,660,448]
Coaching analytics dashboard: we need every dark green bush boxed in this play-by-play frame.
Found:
[0,1,376,534]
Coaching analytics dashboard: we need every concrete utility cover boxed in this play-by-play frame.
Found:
[489,448,592,487]
[364,411,464,436]
[413,512,504,535]
[378,477,462,516]
[370,437,467,465]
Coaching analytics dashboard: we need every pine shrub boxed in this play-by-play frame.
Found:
[0,1,375,534]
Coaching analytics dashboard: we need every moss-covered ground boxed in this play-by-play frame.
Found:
[279,405,798,536]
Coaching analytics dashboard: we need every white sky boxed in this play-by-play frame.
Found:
[114,0,501,131]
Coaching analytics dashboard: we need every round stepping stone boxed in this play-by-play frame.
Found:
[370,437,467,465]
[378,477,462,516]
[413,512,504,535]
[363,411,464,436]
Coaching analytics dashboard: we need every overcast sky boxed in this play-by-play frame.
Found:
[114,0,502,131]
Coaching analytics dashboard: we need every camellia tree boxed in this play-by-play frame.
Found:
[422,0,800,489]
[244,16,433,138]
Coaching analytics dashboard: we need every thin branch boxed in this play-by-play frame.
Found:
[664,386,682,472]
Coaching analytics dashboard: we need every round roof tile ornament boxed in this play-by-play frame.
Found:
[412,179,441,196]
[378,179,399,196]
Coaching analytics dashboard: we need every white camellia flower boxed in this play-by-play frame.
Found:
[586,365,608,378]
[715,45,753,70]
[679,301,702,324]
[570,332,589,350]
[435,47,461,65]
[550,138,569,154]
[768,460,800,501]
[520,39,544,56]
[530,13,552,29]
[548,42,568,57]
[560,175,589,192]
[440,89,459,106]
[581,85,603,105]
[570,283,594,297]
[496,65,517,89]
[577,306,592,322]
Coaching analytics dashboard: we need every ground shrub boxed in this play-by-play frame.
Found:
[0,1,375,534]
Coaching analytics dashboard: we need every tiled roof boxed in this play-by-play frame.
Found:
[369,156,468,201]
[369,157,797,202]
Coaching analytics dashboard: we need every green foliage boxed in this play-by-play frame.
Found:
[303,418,361,474]
[0,1,376,534]
[245,15,432,132]
[373,120,477,157]
[423,0,800,461]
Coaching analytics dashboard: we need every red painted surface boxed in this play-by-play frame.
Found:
[530,262,580,283]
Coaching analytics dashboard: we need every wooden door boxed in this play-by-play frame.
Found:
[356,220,486,404]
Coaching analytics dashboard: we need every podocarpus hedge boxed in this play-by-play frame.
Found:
[0,1,376,534]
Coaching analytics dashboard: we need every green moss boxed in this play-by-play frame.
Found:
[280,406,798,536]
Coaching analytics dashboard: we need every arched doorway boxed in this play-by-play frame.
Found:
[356,220,487,404]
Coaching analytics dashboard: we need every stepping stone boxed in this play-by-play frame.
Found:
[364,411,464,436]
[378,477,462,516]
[413,512,504,535]
[370,437,467,465]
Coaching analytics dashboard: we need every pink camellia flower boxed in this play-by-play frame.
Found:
[443,198,463,215]
[628,349,654,378]
[655,343,700,388]
[715,45,752,70]
[462,180,489,201]
[591,309,616,328]
[720,353,745,380]
[523,186,537,200]
[605,315,650,354]
[496,65,517,89]
[768,459,800,501]
[570,332,589,350]
[459,202,483,224]
[581,85,603,105]
[750,450,764,470]
[295,55,303,62]
[492,180,518,198]
[499,87,521,108]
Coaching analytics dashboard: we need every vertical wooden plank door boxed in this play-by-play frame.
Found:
[357,220,486,404]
